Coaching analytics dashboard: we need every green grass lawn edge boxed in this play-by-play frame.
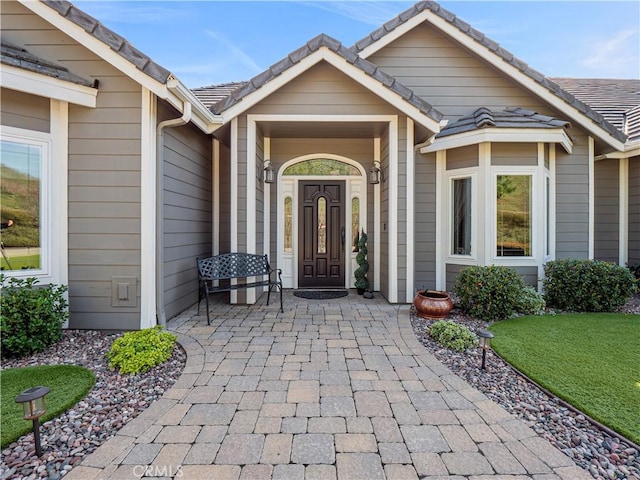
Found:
[0,365,96,448]
[489,313,640,445]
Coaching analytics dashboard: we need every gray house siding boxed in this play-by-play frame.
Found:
[414,151,437,291]
[368,23,547,120]
[248,62,398,116]
[159,101,212,319]
[1,2,148,330]
[629,157,640,266]
[0,88,50,132]
[446,145,478,170]
[555,135,590,259]
[594,159,620,263]
[219,142,232,255]
[492,143,537,166]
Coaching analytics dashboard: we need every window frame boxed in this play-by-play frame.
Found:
[445,168,477,263]
[0,127,52,279]
[491,167,538,264]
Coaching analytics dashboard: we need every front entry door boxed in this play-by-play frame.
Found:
[298,181,345,288]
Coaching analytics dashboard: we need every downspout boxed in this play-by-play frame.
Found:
[156,101,192,327]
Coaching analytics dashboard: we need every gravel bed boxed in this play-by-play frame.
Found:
[0,330,186,480]
[411,294,640,480]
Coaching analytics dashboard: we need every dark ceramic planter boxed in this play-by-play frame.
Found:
[413,290,453,320]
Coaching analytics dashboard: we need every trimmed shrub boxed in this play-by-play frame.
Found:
[517,286,546,316]
[0,276,68,358]
[453,265,541,321]
[543,259,636,312]
[107,326,177,375]
[429,320,478,351]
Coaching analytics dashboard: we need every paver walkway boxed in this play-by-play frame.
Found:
[67,292,592,480]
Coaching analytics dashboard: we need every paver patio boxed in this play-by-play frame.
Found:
[66,292,592,479]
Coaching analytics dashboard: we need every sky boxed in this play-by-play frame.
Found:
[73,1,640,89]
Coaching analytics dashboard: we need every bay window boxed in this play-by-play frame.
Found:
[496,174,532,257]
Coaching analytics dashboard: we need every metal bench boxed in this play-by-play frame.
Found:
[197,253,283,324]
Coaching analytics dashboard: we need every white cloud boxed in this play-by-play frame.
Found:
[204,30,263,75]
[581,29,639,77]
[304,1,413,26]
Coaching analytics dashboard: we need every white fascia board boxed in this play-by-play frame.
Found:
[595,144,640,160]
[166,77,222,133]
[359,9,624,151]
[420,128,573,154]
[2,64,97,107]
[220,48,440,134]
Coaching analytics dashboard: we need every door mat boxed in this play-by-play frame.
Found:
[293,290,349,300]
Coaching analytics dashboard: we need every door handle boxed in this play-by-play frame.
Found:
[341,227,345,251]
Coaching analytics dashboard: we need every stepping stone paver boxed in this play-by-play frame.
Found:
[73,292,597,480]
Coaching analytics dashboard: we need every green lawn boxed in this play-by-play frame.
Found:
[490,313,640,444]
[0,365,96,447]
[1,254,40,271]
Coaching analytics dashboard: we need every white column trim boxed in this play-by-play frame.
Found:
[213,139,220,257]
[435,150,445,290]
[140,88,156,328]
[246,117,257,304]
[588,136,595,259]
[388,116,399,303]
[478,142,491,265]
[620,158,629,266]
[263,136,271,294]
[50,100,69,317]
[549,145,557,260]
[230,117,238,303]
[374,137,381,291]
[406,117,415,302]
[536,143,545,288]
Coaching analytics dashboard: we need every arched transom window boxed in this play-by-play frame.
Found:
[283,158,360,176]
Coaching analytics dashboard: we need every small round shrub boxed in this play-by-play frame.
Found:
[543,259,637,312]
[453,265,540,321]
[1,276,69,358]
[429,320,478,351]
[107,326,177,375]
[517,286,546,316]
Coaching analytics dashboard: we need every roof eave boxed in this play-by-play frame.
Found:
[217,47,442,134]
[355,6,626,151]
[420,127,573,154]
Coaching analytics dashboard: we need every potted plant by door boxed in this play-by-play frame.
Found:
[354,230,369,295]
[413,289,453,319]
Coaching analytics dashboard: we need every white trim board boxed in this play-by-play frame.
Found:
[1,64,97,107]
[421,128,573,154]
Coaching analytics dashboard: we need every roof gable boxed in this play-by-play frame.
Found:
[352,1,627,149]
[208,33,443,132]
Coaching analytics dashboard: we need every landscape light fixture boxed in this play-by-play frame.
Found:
[477,330,494,370]
[369,161,382,184]
[263,159,275,184]
[15,386,50,457]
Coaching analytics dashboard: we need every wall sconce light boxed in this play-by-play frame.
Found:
[477,330,494,370]
[263,159,275,184]
[15,386,50,457]
[369,161,382,185]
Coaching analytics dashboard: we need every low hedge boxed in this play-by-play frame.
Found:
[543,259,636,312]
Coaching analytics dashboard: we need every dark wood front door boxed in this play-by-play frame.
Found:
[298,181,345,288]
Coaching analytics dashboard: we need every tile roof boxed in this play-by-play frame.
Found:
[1,40,95,87]
[551,78,640,137]
[350,1,627,144]
[42,0,171,84]
[437,107,571,138]
[207,33,443,124]
[192,82,247,108]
